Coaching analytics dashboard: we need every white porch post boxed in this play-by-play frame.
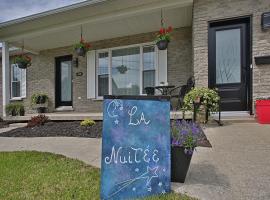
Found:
[2,41,10,117]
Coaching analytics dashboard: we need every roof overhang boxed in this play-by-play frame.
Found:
[0,0,193,53]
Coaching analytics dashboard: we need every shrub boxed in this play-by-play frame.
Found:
[5,103,25,116]
[27,115,49,128]
[80,118,96,127]
[183,87,220,113]
[31,93,48,104]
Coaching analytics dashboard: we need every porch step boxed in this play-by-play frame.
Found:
[55,106,74,111]
[212,111,256,123]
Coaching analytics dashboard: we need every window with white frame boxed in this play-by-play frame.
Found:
[10,64,26,99]
[96,44,157,97]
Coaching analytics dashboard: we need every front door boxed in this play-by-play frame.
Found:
[55,55,72,107]
[209,19,251,111]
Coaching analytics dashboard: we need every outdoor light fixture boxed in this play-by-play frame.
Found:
[72,57,79,68]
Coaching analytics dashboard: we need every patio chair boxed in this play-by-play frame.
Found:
[144,87,155,95]
[169,76,195,110]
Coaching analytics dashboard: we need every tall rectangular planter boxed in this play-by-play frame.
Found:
[256,100,270,124]
[171,146,192,183]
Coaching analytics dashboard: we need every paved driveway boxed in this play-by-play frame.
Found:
[172,123,270,200]
[0,122,270,200]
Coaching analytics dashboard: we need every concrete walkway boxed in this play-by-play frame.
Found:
[0,137,101,168]
[172,123,270,200]
[0,122,270,200]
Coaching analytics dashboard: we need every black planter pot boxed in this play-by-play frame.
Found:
[36,96,41,104]
[16,62,28,69]
[75,47,86,57]
[19,110,25,116]
[11,110,17,116]
[39,96,47,104]
[156,40,169,50]
[171,146,192,183]
[37,107,46,113]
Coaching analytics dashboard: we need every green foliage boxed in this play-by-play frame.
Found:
[73,38,91,51]
[5,103,25,116]
[80,118,96,127]
[183,87,220,113]
[31,93,48,104]
[13,55,32,67]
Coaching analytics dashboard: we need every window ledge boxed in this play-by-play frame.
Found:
[10,97,24,101]
[92,98,103,101]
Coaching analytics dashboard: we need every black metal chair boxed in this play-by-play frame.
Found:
[144,87,155,95]
[169,76,195,110]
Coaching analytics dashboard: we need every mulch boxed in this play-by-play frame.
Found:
[0,120,212,148]
[0,121,9,129]
[0,121,102,138]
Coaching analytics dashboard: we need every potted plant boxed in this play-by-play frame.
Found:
[31,93,49,113]
[156,26,173,50]
[74,38,91,57]
[256,97,270,124]
[171,120,204,183]
[13,54,32,69]
[6,103,25,116]
[183,87,220,123]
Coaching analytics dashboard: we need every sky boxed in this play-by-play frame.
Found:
[0,0,87,23]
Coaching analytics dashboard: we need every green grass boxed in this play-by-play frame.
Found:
[0,151,196,200]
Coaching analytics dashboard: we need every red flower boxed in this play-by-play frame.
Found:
[159,28,166,34]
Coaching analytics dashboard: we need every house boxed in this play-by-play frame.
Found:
[0,0,270,118]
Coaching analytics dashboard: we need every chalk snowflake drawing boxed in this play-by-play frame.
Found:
[106,166,159,199]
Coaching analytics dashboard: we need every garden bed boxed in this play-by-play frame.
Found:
[0,119,9,129]
[0,121,102,138]
[0,120,211,147]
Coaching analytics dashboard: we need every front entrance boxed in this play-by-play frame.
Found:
[209,18,251,111]
[55,55,73,108]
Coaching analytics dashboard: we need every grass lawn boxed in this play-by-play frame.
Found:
[0,151,196,200]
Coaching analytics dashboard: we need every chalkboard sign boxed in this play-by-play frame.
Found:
[101,95,171,200]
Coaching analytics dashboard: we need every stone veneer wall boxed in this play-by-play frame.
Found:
[0,27,192,115]
[193,0,270,109]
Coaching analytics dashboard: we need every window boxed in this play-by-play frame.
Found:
[143,46,156,93]
[97,52,109,96]
[10,64,26,99]
[96,44,157,97]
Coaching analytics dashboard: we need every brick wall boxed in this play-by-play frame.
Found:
[193,0,270,107]
[0,27,192,114]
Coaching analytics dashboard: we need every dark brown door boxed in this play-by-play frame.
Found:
[55,55,73,107]
[209,20,251,111]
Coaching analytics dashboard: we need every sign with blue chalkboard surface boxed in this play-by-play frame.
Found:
[101,95,171,200]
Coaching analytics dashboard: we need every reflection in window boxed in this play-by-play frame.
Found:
[98,52,109,96]
[61,61,72,102]
[112,47,140,95]
[216,28,241,84]
[11,64,21,98]
[143,46,156,93]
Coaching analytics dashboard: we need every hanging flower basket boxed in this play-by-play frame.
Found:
[156,26,173,50]
[74,38,91,57]
[116,65,128,74]
[14,55,32,69]
[156,40,169,50]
